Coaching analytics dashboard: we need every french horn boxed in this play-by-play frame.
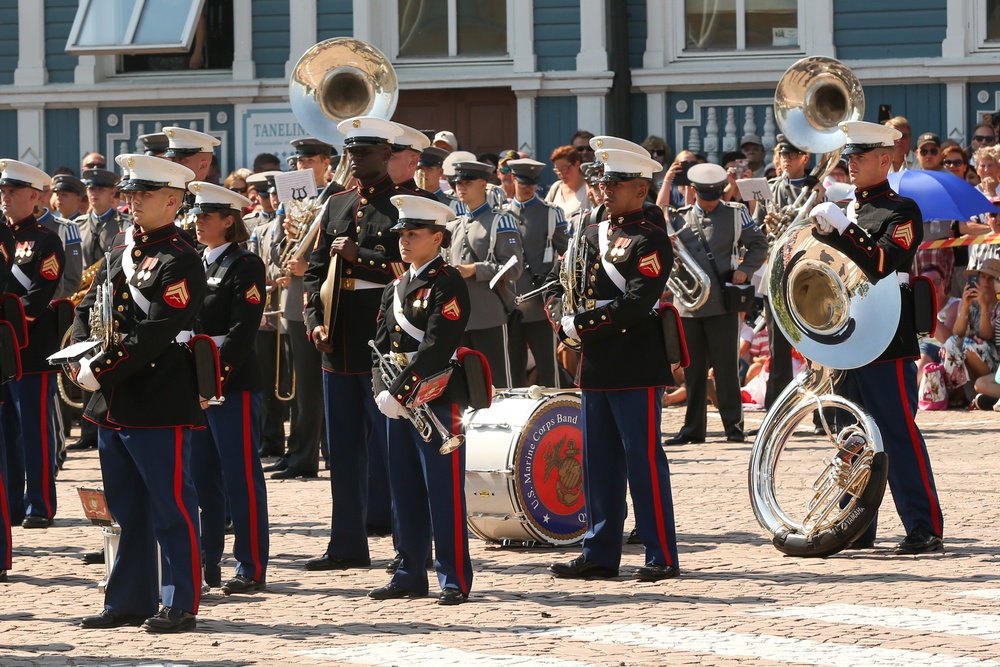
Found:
[748,56,891,557]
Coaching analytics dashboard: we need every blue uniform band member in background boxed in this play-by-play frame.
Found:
[666,163,768,445]
[303,116,418,571]
[809,121,944,555]
[369,194,474,605]
[74,155,206,633]
[548,148,681,582]
[507,158,569,387]
[0,160,64,530]
[187,181,270,594]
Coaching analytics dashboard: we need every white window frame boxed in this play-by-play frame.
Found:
[388,0,515,63]
[670,0,811,59]
[974,0,1000,50]
[66,0,206,55]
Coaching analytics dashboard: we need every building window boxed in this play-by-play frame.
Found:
[66,0,232,72]
[684,0,798,51]
[987,0,1000,41]
[398,0,507,58]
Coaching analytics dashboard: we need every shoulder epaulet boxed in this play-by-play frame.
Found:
[494,212,519,233]
[61,219,82,244]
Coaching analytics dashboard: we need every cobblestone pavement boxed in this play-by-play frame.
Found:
[3,405,1000,666]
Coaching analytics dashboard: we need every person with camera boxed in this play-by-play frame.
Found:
[508,159,568,387]
[665,163,768,445]
[941,260,1000,403]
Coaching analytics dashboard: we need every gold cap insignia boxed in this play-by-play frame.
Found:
[595,139,604,148]
[601,151,608,161]
[126,157,135,169]
[193,183,201,192]
[167,129,174,138]
[0,160,6,171]
[394,197,402,206]
[352,119,361,129]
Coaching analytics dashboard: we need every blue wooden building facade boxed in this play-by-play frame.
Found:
[0,0,996,178]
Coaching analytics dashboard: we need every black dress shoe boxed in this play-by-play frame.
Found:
[632,564,680,582]
[82,549,105,565]
[438,588,468,605]
[21,515,52,529]
[626,528,642,545]
[368,582,423,600]
[221,575,265,595]
[271,467,318,480]
[81,608,146,629]
[726,432,746,443]
[143,606,196,633]
[895,527,943,555]
[262,458,288,473]
[386,556,435,573]
[303,554,371,571]
[845,539,875,550]
[67,437,98,451]
[548,555,618,579]
[664,434,705,446]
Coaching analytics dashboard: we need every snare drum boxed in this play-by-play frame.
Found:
[465,389,587,546]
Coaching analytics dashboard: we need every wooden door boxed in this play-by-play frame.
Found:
[394,87,518,157]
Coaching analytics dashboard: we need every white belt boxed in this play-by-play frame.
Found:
[595,299,613,308]
[402,350,457,364]
[176,332,225,346]
[898,272,910,284]
[344,278,383,290]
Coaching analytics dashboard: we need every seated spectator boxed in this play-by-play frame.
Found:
[917,264,960,383]
[968,198,1000,271]
[975,145,999,197]
[941,259,1000,403]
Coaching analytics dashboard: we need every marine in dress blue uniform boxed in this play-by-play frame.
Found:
[186,181,270,594]
[75,155,206,633]
[0,216,18,580]
[548,149,680,582]
[0,160,64,529]
[302,116,415,571]
[369,195,473,605]
[809,121,944,554]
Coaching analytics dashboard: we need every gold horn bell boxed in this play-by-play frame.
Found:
[289,37,398,144]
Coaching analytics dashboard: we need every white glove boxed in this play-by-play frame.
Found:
[375,390,406,420]
[560,315,580,341]
[810,201,851,235]
[77,356,101,392]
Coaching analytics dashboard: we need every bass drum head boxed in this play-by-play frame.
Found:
[511,394,587,546]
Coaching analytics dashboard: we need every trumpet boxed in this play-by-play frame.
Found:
[369,340,465,455]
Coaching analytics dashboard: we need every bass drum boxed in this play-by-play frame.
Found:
[465,389,587,546]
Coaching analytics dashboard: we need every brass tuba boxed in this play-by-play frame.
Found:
[289,37,398,186]
[748,56,891,557]
[666,235,712,310]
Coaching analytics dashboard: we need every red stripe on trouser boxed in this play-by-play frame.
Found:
[450,403,468,594]
[172,427,202,613]
[646,387,673,566]
[39,373,52,516]
[895,359,942,535]
[242,392,262,578]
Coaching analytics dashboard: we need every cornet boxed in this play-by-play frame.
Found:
[369,340,464,455]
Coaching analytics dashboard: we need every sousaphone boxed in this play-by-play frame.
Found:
[288,37,399,334]
[749,56,890,558]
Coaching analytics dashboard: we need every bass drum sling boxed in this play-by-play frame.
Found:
[464,389,587,546]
